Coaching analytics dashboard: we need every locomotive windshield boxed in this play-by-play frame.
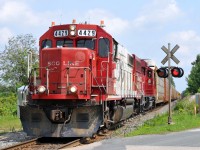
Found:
[77,39,95,50]
[57,40,73,47]
[42,39,52,49]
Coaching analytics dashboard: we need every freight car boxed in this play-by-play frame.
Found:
[17,20,180,137]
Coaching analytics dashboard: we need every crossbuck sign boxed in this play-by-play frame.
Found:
[161,44,180,65]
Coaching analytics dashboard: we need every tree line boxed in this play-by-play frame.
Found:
[0,34,38,92]
[184,54,200,96]
[0,34,38,116]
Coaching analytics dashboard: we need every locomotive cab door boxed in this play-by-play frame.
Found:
[96,34,114,95]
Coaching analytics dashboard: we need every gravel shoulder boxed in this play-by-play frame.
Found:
[0,131,35,149]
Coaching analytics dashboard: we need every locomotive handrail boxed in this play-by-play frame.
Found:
[29,67,51,95]
[100,61,109,87]
[33,68,36,94]
[91,72,103,104]
[29,65,107,102]
[66,66,106,98]
[65,67,90,69]
[66,67,90,93]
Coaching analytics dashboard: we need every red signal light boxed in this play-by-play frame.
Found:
[172,69,179,76]
[156,68,168,78]
[171,67,184,78]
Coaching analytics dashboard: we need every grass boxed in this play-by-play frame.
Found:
[0,115,22,134]
[126,99,200,137]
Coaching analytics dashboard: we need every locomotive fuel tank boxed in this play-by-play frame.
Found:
[111,105,134,123]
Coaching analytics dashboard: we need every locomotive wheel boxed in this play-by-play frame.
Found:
[135,101,140,114]
[135,97,145,114]
[139,96,145,114]
[144,97,150,111]
[153,98,156,108]
[81,137,92,144]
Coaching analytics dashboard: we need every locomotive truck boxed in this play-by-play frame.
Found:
[17,20,180,137]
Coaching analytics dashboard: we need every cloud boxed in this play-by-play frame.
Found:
[84,9,130,36]
[169,30,200,43]
[132,0,182,28]
[167,30,200,56]
[165,30,200,83]
[0,0,54,27]
[0,27,12,46]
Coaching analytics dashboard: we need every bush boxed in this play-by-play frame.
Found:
[0,92,17,116]
[174,99,195,115]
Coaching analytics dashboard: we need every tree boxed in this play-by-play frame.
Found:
[0,34,38,89]
[186,54,200,94]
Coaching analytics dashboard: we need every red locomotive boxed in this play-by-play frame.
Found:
[17,20,180,137]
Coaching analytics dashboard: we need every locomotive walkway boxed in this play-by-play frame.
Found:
[61,128,200,150]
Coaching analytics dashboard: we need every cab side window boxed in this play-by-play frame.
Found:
[113,40,118,61]
[98,38,110,57]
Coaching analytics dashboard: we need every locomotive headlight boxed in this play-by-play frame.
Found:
[37,85,46,93]
[70,25,76,30]
[70,85,77,93]
[69,25,76,36]
[70,30,76,36]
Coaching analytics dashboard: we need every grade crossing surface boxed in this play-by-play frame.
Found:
[62,128,200,150]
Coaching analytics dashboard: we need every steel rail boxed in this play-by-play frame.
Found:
[1,138,38,150]
[58,139,81,149]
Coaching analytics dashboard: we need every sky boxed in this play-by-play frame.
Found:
[0,0,200,93]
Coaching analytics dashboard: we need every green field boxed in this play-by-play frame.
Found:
[0,115,22,134]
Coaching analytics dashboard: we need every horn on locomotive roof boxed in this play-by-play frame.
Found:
[51,21,55,26]
[100,20,105,28]
[72,19,76,24]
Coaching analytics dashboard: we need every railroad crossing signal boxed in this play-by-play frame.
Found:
[156,67,184,78]
[161,44,180,65]
[171,67,184,78]
[156,68,168,78]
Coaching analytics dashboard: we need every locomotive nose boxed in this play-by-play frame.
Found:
[41,48,95,96]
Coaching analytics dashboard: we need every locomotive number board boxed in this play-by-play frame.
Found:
[78,30,96,37]
[54,30,68,37]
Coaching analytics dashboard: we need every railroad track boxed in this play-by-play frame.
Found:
[2,138,81,150]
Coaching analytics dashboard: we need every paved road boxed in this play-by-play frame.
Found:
[63,128,200,150]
